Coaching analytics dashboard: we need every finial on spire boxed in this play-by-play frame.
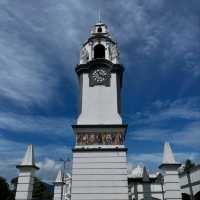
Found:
[98,9,101,23]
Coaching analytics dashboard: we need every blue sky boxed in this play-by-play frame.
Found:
[0,0,200,182]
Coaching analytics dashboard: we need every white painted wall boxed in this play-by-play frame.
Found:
[77,73,122,125]
[15,168,35,200]
[180,168,200,196]
[163,169,182,200]
[53,185,63,200]
[130,183,163,200]
[71,150,128,200]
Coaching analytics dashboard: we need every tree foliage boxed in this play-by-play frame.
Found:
[184,159,195,172]
[10,176,53,200]
[32,177,53,200]
[0,176,15,200]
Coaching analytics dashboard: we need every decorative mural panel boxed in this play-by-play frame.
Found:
[76,132,124,145]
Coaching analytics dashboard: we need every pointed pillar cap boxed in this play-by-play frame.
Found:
[54,169,64,184]
[163,142,176,164]
[16,144,39,170]
[159,142,181,169]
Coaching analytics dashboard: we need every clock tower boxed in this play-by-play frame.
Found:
[77,22,123,125]
[71,22,129,200]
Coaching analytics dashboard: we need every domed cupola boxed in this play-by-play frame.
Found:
[80,22,120,64]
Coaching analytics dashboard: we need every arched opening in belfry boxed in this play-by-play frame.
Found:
[94,44,105,59]
[97,27,102,32]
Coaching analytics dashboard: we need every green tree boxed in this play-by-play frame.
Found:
[32,177,53,200]
[0,176,15,200]
[10,177,18,193]
[184,159,195,200]
[11,176,53,200]
[184,159,195,172]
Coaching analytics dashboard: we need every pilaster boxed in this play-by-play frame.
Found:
[53,170,65,200]
[15,144,39,200]
[159,142,181,200]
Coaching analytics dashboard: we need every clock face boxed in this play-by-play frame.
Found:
[90,67,111,86]
[91,68,109,83]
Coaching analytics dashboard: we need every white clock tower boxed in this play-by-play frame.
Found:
[71,21,129,200]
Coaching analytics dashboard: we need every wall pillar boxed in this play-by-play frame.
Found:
[53,170,64,200]
[159,142,181,200]
[15,144,39,200]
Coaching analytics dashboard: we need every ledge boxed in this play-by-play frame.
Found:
[159,163,181,169]
[72,124,128,129]
[76,59,124,75]
[72,147,128,152]
[16,165,39,170]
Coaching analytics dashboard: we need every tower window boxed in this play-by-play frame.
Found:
[94,44,105,59]
[97,27,102,33]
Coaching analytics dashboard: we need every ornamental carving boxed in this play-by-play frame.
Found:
[76,132,124,145]
[110,44,119,60]
[80,47,89,63]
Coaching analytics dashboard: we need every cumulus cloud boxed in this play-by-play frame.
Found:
[37,158,62,183]
[130,97,200,125]
[131,124,200,148]
[128,151,200,172]
[0,112,72,136]
[0,0,199,108]
[0,136,71,181]
[0,0,200,181]
[0,0,88,107]
[0,0,199,109]
[130,97,200,148]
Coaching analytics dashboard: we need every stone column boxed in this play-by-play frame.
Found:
[159,142,181,200]
[15,144,39,200]
[53,169,64,200]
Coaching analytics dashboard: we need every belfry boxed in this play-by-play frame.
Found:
[71,21,129,200]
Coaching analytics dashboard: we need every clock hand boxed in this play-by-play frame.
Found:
[97,71,103,78]
[98,71,106,78]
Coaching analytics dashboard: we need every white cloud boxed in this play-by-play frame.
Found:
[131,128,170,141]
[131,123,200,148]
[0,136,72,182]
[128,151,200,172]
[130,97,200,148]
[172,122,200,147]
[131,97,200,125]
[0,138,28,181]
[0,0,200,183]
[0,0,87,106]
[37,158,62,183]
[0,112,72,136]
[129,153,162,165]
[0,0,199,108]
[114,1,200,77]
[0,22,60,106]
